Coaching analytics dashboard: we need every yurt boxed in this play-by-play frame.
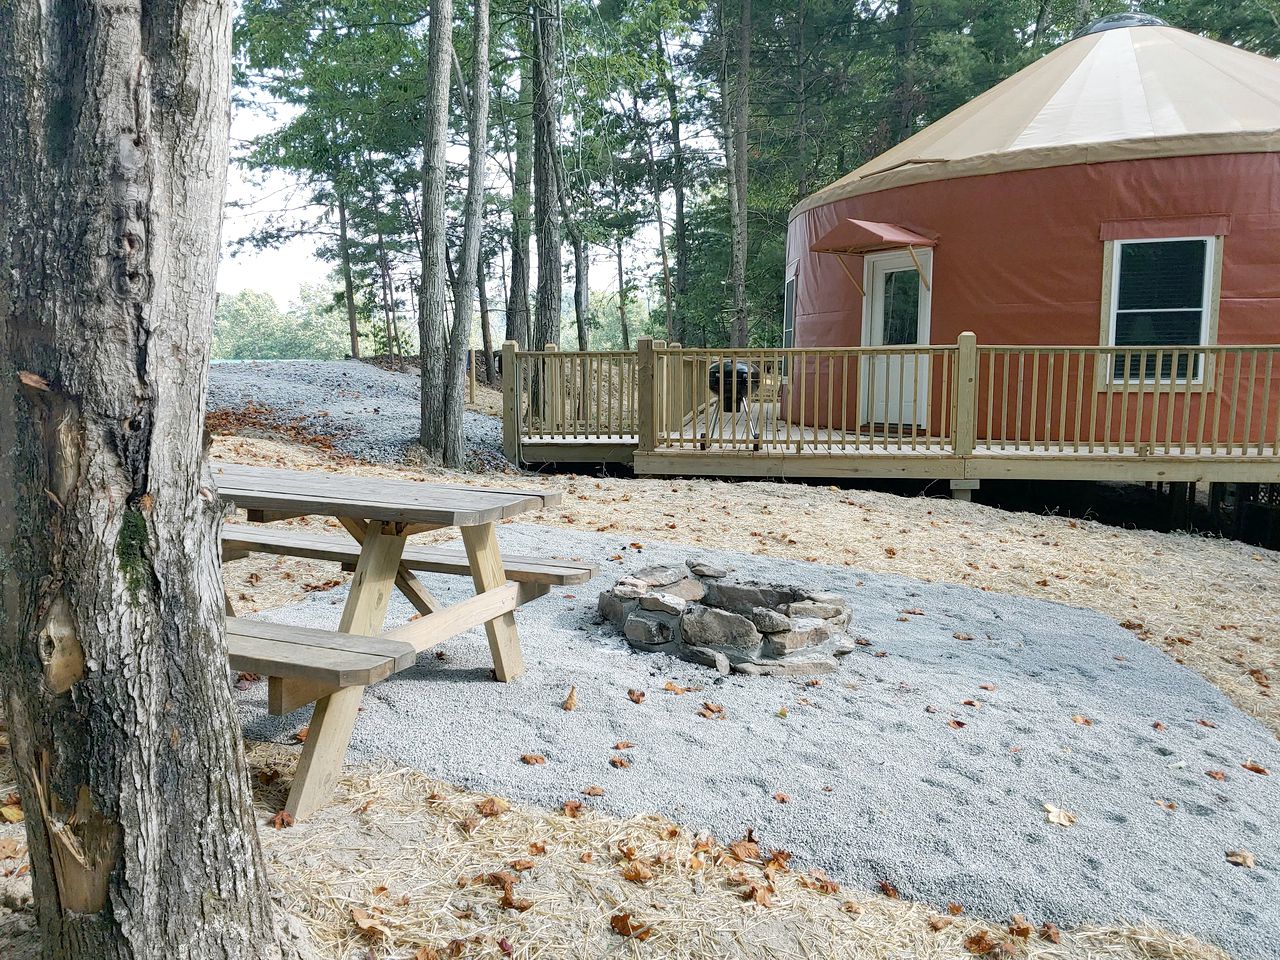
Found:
[783,14,1280,439]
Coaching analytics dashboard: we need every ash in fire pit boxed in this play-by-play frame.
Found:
[599,561,859,676]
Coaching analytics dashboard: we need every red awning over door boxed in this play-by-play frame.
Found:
[809,218,937,255]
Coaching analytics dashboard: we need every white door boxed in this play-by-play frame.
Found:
[863,250,931,429]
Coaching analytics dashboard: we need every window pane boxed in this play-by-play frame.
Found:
[883,268,919,345]
[782,277,796,348]
[1117,240,1206,311]
[1112,350,1201,381]
[1113,309,1202,347]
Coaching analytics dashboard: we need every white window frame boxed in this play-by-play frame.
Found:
[1102,235,1219,387]
[781,259,799,379]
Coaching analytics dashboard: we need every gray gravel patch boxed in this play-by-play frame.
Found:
[208,359,507,470]
[235,526,1280,959]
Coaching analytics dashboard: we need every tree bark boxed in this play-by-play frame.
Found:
[375,225,399,369]
[478,257,497,385]
[531,0,563,351]
[657,33,689,343]
[570,230,589,351]
[337,194,361,357]
[419,0,455,453]
[442,0,491,468]
[725,0,751,347]
[616,239,631,350]
[505,18,534,349]
[631,97,675,342]
[893,0,917,145]
[0,3,305,958]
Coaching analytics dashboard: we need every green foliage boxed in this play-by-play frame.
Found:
[213,287,351,360]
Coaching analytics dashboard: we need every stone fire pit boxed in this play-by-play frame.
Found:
[598,560,858,676]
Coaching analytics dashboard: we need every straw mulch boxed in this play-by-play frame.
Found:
[0,729,1235,960]
[212,434,1280,740]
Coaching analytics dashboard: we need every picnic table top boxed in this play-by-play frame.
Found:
[211,461,561,527]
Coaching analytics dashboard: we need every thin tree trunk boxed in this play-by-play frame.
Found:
[338,193,361,357]
[419,0,455,453]
[571,230,589,351]
[531,0,563,351]
[893,0,917,144]
[505,17,534,348]
[657,33,689,343]
[616,239,631,350]
[725,0,751,347]
[376,225,399,369]
[0,4,305,958]
[442,0,491,467]
[478,257,497,385]
[631,97,675,341]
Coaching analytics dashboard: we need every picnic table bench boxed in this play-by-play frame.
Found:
[213,461,596,819]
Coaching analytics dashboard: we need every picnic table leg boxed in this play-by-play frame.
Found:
[460,521,525,682]
[338,516,443,615]
[285,521,407,819]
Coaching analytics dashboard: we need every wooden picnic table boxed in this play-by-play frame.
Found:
[212,461,590,819]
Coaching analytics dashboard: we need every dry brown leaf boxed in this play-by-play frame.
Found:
[270,810,294,830]
[1152,721,1167,732]
[562,686,578,711]
[508,859,536,872]
[627,688,646,704]
[609,912,653,941]
[562,799,583,818]
[1226,849,1257,868]
[1196,718,1218,728]
[414,948,442,960]
[0,838,24,859]
[18,371,50,391]
[351,907,391,940]
[1008,914,1034,938]
[1071,714,1093,726]
[292,726,310,744]
[773,792,790,804]
[527,840,547,855]
[1206,769,1228,781]
[582,785,605,797]
[579,850,594,863]
[948,719,966,730]
[878,879,900,899]
[476,797,510,818]
[1039,922,1062,943]
[1044,802,1077,827]
[520,754,546,765]
[928,916,953,931]
[621,860,654,883]
[964,930,1000,955]
[727,834,761,863]
[841,901,863,914]
[798,867,839,895]
[1242,760,1269,776]
[948,903,965,916]
[610,755,630,769]
[613,740,636,750]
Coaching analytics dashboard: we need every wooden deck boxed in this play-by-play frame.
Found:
[503,338,1280,491]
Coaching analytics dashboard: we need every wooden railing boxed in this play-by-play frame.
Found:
[502,343,638,448]
[974,344,1280,456]
[502,335,1280,469]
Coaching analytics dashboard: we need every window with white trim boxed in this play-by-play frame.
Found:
[782,272,797,350]
[1107,236,1215,382]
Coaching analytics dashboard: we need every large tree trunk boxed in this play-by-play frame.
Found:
[726,0,751,347]
[0,4,303,958]
[442,0,491,468]
[337,193,361,357]
[504,18,534,349]
[531,0,563,351]
[419,0,455,454]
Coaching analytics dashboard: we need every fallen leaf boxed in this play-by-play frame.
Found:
[609,912,653,940]
[528,841,547,855]
[1039,922,1062,943]
[698,701,726,719]
[773,791,790,804]
[520,754,546,765]
[964,930,999,955]
[562,686,578,711]
[953,632,974,641]
[798,867,838,894]
[292,726,309,744]
[841,901,863,914]
[928,916,953,931]
[1071,715,1093,726]
[1008,915,1034,938]
[1206,770,1228,782]
[627,689,646,704]
[1226,849,1256,868]
[948,903,964,915]
[270,811,294,829]
[563,799,583,818]
[351,907,391,940]
[1242,761,1269,776]
[0,805,24,824]
[727,832,761,863]
[1196,718,1218,729]
[901,607,924,616]
[414,948,442,960]
[1044,802,1077,827]
[476,797,510,818]
[948,719,967,730]
[663,680,701,695]
[879,880,900,899]
[18,371,50,391]
[580,850,593,863]
[613,741,636,750]
[621,860,655,883]
[582,785,605,797]
[1152,721,1167,732]
[979,683,996,691]
[884,546,897,557]
[660,825,679,840]
[0,839,24,859]
[509,859,536,872]
[610,756,630,769]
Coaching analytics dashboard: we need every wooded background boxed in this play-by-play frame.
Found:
[229,1,1280,358]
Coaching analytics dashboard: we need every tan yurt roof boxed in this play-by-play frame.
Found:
[791,22,1280,219]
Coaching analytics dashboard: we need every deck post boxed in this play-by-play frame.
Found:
[501,340,519,464]
[543,343,559,432]
[955,332,979,456]
[637,337,658,453]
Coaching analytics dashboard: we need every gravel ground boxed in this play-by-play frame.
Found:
[236,526,1280,960]
[208,360,507,470]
